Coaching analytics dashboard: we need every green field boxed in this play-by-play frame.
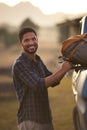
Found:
[0,43,75,130]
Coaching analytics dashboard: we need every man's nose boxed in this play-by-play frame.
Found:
[29,40,34,45]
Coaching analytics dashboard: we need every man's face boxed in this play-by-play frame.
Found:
[20,32,38,54]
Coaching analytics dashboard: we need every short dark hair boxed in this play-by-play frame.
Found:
[19,27,37,41]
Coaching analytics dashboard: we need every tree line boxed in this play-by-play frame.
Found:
[0,18,39,47]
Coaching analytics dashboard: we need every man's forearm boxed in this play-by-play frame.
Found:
[44,61,72,88]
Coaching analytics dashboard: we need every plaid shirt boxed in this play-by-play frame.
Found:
[12,52,52,125]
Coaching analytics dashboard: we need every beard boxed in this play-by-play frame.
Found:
[24,44,38,54]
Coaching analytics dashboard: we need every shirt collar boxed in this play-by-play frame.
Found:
[21,52,40,63]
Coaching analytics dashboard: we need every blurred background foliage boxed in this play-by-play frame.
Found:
[0,18,39,47]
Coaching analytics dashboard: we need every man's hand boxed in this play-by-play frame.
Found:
[61,61,73,71]
[57,61,73,72]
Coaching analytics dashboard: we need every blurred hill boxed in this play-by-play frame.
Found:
[0,2,77,27]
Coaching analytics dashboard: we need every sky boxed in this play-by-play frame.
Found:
[0,0,87,15]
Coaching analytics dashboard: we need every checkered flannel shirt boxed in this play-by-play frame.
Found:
[12,52,53,125]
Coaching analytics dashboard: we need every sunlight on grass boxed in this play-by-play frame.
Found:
[0,100,18,130]
[49,75,75,130]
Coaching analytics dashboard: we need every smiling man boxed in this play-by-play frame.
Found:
[12,27,72,130]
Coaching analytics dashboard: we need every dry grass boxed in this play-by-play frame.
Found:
[49,76,75,130]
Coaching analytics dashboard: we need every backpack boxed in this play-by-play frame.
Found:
[60,33,87,67]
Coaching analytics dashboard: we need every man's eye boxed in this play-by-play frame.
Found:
[24,39,29,42]
[32,37,36,41]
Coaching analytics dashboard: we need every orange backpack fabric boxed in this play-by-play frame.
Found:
[61,33,87,66]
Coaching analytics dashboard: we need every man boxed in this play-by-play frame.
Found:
[12,27,72,130]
